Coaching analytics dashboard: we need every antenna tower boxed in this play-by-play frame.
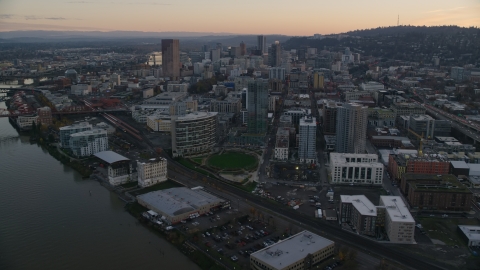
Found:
[397,15,399,26]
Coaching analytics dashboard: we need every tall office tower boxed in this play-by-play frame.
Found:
[247,79,269,134]
[162,39,180,79]
[257,35,267,54]
[335,103,368,154]
[268,41,282,67]
[313,72,324,89]
[210,48,221,62]
[299,116,317,163]
[240,41,246,56]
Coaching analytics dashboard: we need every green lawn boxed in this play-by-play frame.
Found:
[177,158,217,178]
[419,217,480,246]
[207,152,257,170]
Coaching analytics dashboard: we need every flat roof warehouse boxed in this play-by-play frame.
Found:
[137,187,226,223]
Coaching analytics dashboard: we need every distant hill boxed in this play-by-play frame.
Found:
[342,25,479,37]
[0,30,290,46]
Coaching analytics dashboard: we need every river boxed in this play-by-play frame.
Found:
[0,92,199,270]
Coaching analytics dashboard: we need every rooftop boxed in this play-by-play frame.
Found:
[340,195,377,216]
[250,231,334,269]
[451,161,470,170]
[136,187,224,217]
[407,174,471,193]
[174,111,218,121]
[458,225,480,242]
[94,151,129,164]
[380,196,415,223]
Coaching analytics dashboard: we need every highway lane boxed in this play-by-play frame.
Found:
[163,154,446,270]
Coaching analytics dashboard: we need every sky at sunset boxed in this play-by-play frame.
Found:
[0,0,479,35]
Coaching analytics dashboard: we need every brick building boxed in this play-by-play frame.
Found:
[401,174,472,212]
[388,153,450,181]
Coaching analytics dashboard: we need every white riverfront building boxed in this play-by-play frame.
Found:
[137,158,168,188]
[330,153,383,185]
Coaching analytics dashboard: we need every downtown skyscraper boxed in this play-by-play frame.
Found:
[257,35,267,54]
[162,39,180,79]
[247,79,269,134]
[335,103,368,154]
[299,116,317,164]
[268,41,282,67]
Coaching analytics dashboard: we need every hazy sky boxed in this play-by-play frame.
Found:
[0,0,479,35]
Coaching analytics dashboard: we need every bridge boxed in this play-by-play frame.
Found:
[0,109,128,118]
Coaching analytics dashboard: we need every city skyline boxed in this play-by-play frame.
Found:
[0,0,479,35]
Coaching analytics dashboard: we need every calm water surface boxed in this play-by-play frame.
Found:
[0,95,199,270]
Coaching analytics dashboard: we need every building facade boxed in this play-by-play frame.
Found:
[162,39,180,79]
[379,196,415,244]
[137,158,168,188]
[37,106,53,126]
[330,153,383,185]
[171,112,217,157]
[69,129,108,157]
[335,103,368,153]
[59,122,93,148]
[247,79,269,134]
[299,116,317,163]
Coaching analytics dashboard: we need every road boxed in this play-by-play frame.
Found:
[162,150,446,270]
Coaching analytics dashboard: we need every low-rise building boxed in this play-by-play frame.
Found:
[137,187,227,224]
[137,158,167,188]
[388,153,450,182]
[16,114,38,130]
[146,114,172,132]
[71,84,92,95]
[36,106,53,126]
[250,230,335,270]
[391,103,426,118]
[330,153,383,185]
[69,129,108,157]
[458,225,480,247]
[401,174,472,212]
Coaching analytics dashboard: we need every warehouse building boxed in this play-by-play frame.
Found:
[137,187,228,224]
[250,230,335,270]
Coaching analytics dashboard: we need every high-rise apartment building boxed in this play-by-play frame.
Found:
[299,116,317,163]
[161,39,180,79]
[268,41,282,67]
[313,72,324,89]
[240,41,246,56]
[257,35,266,54]
[247,79,269,134]
[335,103,368,153]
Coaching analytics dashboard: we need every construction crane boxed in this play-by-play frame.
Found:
[408,129,428,156]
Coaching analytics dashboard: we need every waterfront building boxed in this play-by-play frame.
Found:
[162,39,180,79]
[335,103,368,153]
[69,129,108,157]
[137,187,228,224]
[250,230,335,270]
[16,114,38,130]
[59,122,92,148]
[330,153,383,185]
[171,112,217,157]
[137,158,167,188]
[94,151,137,186]
[299,116,317,163]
